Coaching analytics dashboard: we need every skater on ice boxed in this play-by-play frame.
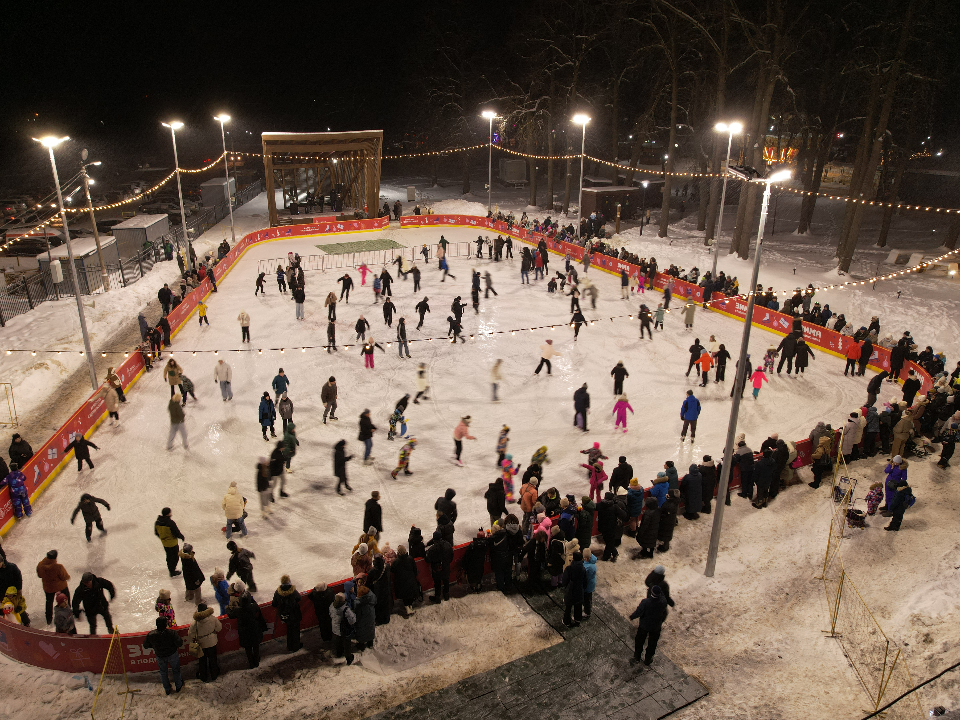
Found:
[613,395,634,432]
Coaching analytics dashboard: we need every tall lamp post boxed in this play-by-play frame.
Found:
[709,122,743,279]
[214,114,236,245]
[572,114,590,238]
[79,150,109,291]
[705,166,792,578]
[481,110,500,214]
[35,136,99,392]
[640,180,649,235]
[162,121,193,272]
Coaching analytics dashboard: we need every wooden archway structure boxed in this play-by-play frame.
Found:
[262,130,383,226]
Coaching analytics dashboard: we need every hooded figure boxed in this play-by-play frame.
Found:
[635,498,661,558]
[679,464,703,519]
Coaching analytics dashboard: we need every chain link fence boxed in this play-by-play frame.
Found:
[256,240,472,276]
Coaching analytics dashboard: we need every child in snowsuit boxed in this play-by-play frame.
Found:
[210,568,230,615]
[864,482,884,516]
[653,304,665,330]
[1,464,31,518]
[388,407,407,441]
[763,347,777,374]
[501,457,518,502]
[496,425,510,467]
[581,460,608,502]
[391,438,417,479]
[613,395,634,432]
[156,589,176,627]
[580,442,607,466]
[750,367,769,399]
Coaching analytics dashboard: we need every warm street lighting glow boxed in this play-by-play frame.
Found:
[715,122,743,134]
[34,136,69,148]
[572,114,591,125]
[214,114,231,123]
[766,168,793,184]
[162,121,184,130]
[481,110,497,120]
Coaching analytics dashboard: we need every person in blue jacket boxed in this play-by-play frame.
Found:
[625,479,646,536]
[680,389,701,442]
[0,463,31,519]
[649,472,670,506]
[259,392,277,440]
[272,369,290,402]
[583,549,597,618]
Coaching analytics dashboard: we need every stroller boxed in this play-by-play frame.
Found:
[906,437,933,459]
[834,475,857,504]
[845,498,867,529]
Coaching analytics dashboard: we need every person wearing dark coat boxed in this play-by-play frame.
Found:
[656,491,680,552]
[382,299,396,327]
[333,440,353,495]
[714,344,732,382]
[573,383,591,431]
[857,339,874,376]
[434,489,458,526]
[575,497,596,552]
[776,332,799,374]
[521,531,547,589]
[484,478,508,528]
[179,544,205,604]
[547,529,566,585]
[902,372,922,407]
[271,575,303,652]
[794,341,815,374]
[866,371,890,407]
[539,487,562,517]
[685,339,705,377]
[70,493,110,542]
[679,464,703,520]
[885,483,914,531]
[228,586,265,668]
[629,585,669,665]
[635,498,660,558]
[889,342,908,380]
[71,572,115,635]
[407,526,426,559]
[354,316,370,341]
[66,436,99,471]
[0,557,22,594]
[561,551,587,627]
[363,491,382,534]
[609,456,633,493]
[596,492,627,561]
[391,546,421,612]
[645,566,676,608]
[9,434,33,469]
[610,362,629,396]
[425,531,453,602]
[698,456,717,514]
[772,439,790,498]
[308,583,336,642]
[367,555,393,625]
[463,533,488,592]
[736,441,755,499]
[753,449,776,509]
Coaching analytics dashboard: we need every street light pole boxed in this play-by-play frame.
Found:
[481,110,499,214]
[705,167,792,578]
[36,137,99,392]
[163,121,192,272]
[572,114,590,238]
[80,155,109,292]
[710,122,743,279]
[214,114,236,245]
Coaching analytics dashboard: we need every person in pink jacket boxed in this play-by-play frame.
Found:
[581,459,608,502]
[750,367,769,399]
[612,395,634,433]
[453,416,476,466]
[358,263,369,286]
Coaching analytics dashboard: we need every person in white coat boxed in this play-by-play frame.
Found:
[187,603,222,682]
[414,363,430,404]
[841,413,861,462]
[535,339,561,375]
[491,359,503,401]
[97,385,121,425]
[222,481,247,539]
[214,359,233,401]
[237,311,251,343]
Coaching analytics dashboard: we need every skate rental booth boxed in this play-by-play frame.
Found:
[0,212,934,675]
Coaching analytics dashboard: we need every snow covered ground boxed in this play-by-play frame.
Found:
[2,180,958,719]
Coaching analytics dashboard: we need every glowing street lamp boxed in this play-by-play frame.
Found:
[709,123,743,277]
[572,114,590,237]
[706,166,792,578]
[214,114,236,245]
[162,121,193,271]
[33,136,98,391]
[481,110,500,213]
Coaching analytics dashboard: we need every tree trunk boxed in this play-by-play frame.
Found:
[946,214,960,250]
[527,129,538,207]
[546,77,555,210]
[876,148,908,248]
[798,131,833,234]
[462,151,471,195]
[659,53,679,238]
[696,153,710,231]
[610,75,621,183]
[837,0,915,272]
[704,0,729,245]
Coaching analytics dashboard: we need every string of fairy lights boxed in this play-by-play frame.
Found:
[0,153,227,252]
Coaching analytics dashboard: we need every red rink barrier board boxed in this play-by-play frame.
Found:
[0,212,933,674]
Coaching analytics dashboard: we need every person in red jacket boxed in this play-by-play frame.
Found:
[696,351,714,387]
[844,341,861,376]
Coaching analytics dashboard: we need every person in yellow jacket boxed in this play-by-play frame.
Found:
[155,507,186,578]
[2,585,27,625]
[198,300,209,327]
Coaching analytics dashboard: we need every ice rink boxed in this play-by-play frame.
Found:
[9,224,877,632]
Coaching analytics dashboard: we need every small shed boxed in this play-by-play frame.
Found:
[36,235,121,294]
[110,214,170,260]
[200,176,237,208]
[580,186,644,221]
